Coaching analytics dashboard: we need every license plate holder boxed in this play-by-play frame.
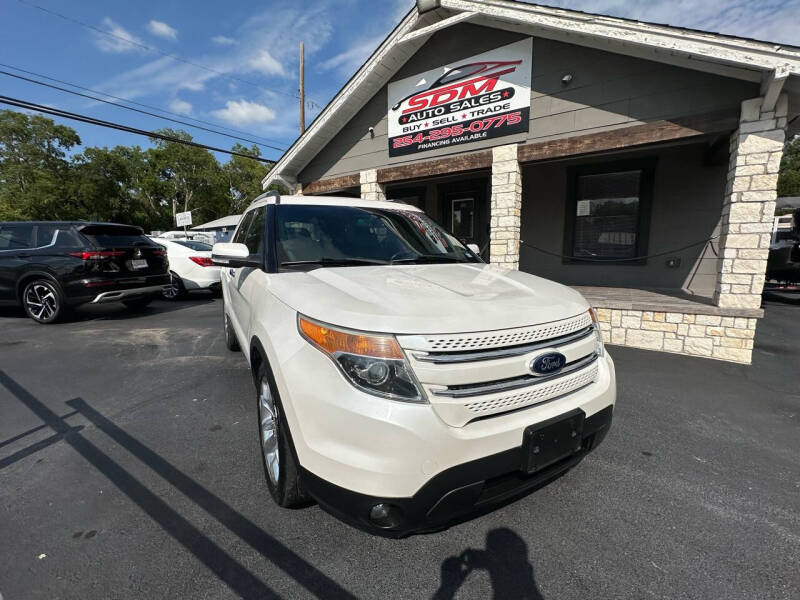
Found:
[521,409,585,474]
[129,259,148,270]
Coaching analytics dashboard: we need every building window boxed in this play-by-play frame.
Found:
[564,158,655,264]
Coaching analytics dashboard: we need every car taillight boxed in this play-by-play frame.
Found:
[69,251,125,260]
[189,256,214,267]
[152,249,167,256]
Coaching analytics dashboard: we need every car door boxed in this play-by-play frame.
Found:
[230,206,267,343]
[0,223,35,303]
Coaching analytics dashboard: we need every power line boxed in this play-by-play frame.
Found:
[0,95,276,163]
[0,69,286,153]
[17,0,320,106]
[0,62,288,147]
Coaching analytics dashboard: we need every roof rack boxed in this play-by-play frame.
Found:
[264,189,280,205]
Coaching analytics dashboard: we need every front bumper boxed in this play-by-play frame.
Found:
[271,317,616,534]
[302,405,612,537]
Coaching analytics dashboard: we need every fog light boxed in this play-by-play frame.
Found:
[369,503,403,529]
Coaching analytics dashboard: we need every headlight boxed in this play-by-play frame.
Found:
[587,308,605,357]
[298,315,426,403]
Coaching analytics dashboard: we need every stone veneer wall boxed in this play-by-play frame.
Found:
[713,95,787,310]
[594,308,756,363]
[489,144,522,270]
[360,168,386,201]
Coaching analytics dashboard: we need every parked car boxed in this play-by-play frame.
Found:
[152,238,221,299]
[0,221,169,323]
[767,209,800,285]
[212,193,615,537]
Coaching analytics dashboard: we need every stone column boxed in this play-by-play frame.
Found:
[713,95,788,309]
[489,143,522,269]
[360,169,386,201]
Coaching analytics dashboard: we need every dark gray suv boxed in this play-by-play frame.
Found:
[0,221,170,323]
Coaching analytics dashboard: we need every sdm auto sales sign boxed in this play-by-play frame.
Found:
[387,38,532,157]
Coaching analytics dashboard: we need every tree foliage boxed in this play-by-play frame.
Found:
[777,136,800,199]
[0,110,277,229]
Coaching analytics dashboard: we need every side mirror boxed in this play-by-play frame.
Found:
[467,243,481,255]
[212,242,263,268]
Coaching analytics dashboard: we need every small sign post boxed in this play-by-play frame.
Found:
[176,210,192,236]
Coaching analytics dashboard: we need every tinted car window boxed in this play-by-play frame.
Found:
[244,207,266,255]
[79,224,155,247]
[34,225,58,247]
[173,240,212,251]
[0,223,34,250]
[275,205,478,267]
[233,211,255,245]
[53,228,84,248]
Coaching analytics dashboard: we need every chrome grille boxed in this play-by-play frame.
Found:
[398,312,592,352]
[463,363,598,416]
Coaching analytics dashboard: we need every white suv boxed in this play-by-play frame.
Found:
[213,192,615,536]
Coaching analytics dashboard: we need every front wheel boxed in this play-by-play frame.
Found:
[22,279,64,324]
[256,363,310,508]
[223,310,240,351]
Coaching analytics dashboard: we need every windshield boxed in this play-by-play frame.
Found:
[276,204,481,270]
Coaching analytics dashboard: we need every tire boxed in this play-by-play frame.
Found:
[223,309,240,351]
[22,278,65,324]
[256,362,310,508]
[162,272,185,300]
[122,297,153,310]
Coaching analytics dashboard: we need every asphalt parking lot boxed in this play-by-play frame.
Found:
[1,295,799,600]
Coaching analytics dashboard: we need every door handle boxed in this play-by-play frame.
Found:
[228,268,235,277]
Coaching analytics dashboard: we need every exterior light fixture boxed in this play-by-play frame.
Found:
[417,0,441,14]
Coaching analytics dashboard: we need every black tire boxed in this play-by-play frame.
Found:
[122,297,153,309]
[223,309,240,351]
[162,272,186,300]
[255,362,310,508]
[21,278,65,324]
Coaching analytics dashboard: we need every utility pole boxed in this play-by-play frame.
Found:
[299,42,306,134]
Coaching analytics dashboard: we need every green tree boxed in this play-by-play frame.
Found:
[147,129,228,227]
[777,136,800,199]
[222,143,275,213]
[0,110,81,220]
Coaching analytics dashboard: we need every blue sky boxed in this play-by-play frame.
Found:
[2,0,799,165]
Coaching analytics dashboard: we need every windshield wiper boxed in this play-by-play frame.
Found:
[391,254,465,264]
[280,257,389,268]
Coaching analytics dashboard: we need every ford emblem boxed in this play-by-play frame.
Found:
[530,352,566,376]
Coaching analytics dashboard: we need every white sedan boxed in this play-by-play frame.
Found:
[153,238,221,299]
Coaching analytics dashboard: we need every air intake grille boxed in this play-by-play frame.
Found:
[463,363,598,416]
[415,312,592,352]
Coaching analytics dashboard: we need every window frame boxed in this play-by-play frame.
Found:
[243,206,267,256]
[562,157,656,266]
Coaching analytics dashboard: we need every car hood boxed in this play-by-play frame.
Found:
[269,263,589,334]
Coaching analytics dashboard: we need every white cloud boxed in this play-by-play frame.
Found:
[94,17,145,53]
[212,100,277,125]
[248,50,285,76]
[212,35,237,46]
[319,35,384,73]
[147,20,178,40]
[169,99,193,115]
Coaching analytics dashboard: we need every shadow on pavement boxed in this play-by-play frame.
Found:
[0,296,217,323]
[432,528,544,600]
[0,370,355,600]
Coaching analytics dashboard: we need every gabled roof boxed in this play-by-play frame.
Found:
[263,0,800,190]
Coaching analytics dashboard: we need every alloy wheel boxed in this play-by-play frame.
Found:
[259,378,280,485]
[24,282,58,322]
[163,273,181,300]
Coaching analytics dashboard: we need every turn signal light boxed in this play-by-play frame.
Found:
[298,317,404,359]
[189,256,214,267]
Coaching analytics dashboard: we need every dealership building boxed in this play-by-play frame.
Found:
[263,0,800,364]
